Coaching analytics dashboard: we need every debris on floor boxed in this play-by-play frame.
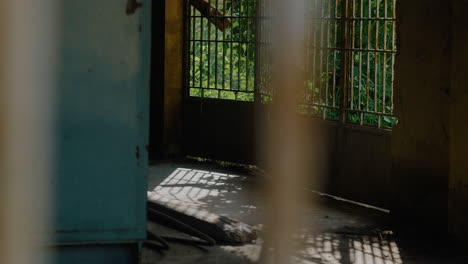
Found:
[147,191,258,244]
[141,161,468,264]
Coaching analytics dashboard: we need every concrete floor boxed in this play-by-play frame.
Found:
[141,160,468,264]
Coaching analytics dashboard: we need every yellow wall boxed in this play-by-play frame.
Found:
[164,0,184,156]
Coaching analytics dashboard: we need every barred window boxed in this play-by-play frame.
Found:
[187,0,398,129]
[187,0,257,102]
[303,0,397,128]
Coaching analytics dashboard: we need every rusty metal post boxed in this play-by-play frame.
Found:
[0,1,59,263]
[339,0,351,124]
[260,0,317,262]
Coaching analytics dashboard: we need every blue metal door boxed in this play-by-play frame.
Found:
[52,0,151,262]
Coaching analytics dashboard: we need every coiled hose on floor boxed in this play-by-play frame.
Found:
[144,207,216,252]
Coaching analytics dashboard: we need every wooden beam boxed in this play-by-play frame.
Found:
[190,0,232,32]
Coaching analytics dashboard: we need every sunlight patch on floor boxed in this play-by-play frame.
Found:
[294,233,403,264]
[152,167,245,207]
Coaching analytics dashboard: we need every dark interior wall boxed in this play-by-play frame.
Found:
[184,99,256,164]
[254,111,336,192]
[149,0,166,159]
[256,109,392,209]
[317,0,468,241]
[290,121,392,209]
[391,0,452,232]
[449,0,468,243]
[149,0,185,159]
[163,0,184,157]
[330,126,392,208]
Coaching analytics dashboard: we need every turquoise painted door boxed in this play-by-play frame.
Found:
[54,0,150,249]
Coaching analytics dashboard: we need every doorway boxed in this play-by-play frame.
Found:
[182,0,258,164]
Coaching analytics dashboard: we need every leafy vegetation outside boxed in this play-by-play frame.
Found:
[188,0,397,128]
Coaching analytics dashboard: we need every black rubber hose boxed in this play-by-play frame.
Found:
[145,230,170,251]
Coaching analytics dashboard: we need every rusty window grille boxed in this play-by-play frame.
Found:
[347,0,397,128]
[302,0,343,120]
[187,0,397,128]
[186,0,257,102]
[303,0,398,128]
[256,0,272,103]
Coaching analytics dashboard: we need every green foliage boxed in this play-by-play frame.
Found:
[189,0,256,102]
[304,0,397,128]
[189,0,397,128]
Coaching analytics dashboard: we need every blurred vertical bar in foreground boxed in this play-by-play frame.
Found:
[0,0,60,263]
[259,0,318,263]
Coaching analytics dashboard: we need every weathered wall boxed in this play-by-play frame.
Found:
[449,0,468,242]
[388,0,468,241]
[149,0,166,159]
[164,0,184,157]
[326,0,468,238]
[276,119,393,209]
[256,109,393,209]
[391,0,451,232]
[184,98,256,164]
[332,126,392,208]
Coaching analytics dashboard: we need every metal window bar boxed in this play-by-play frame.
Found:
[346,0,397,128]
[256,0,273,103]
[187,0,397,128]
[187,0,257,102]
[303,0,342,120]
[304,0,397,128]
